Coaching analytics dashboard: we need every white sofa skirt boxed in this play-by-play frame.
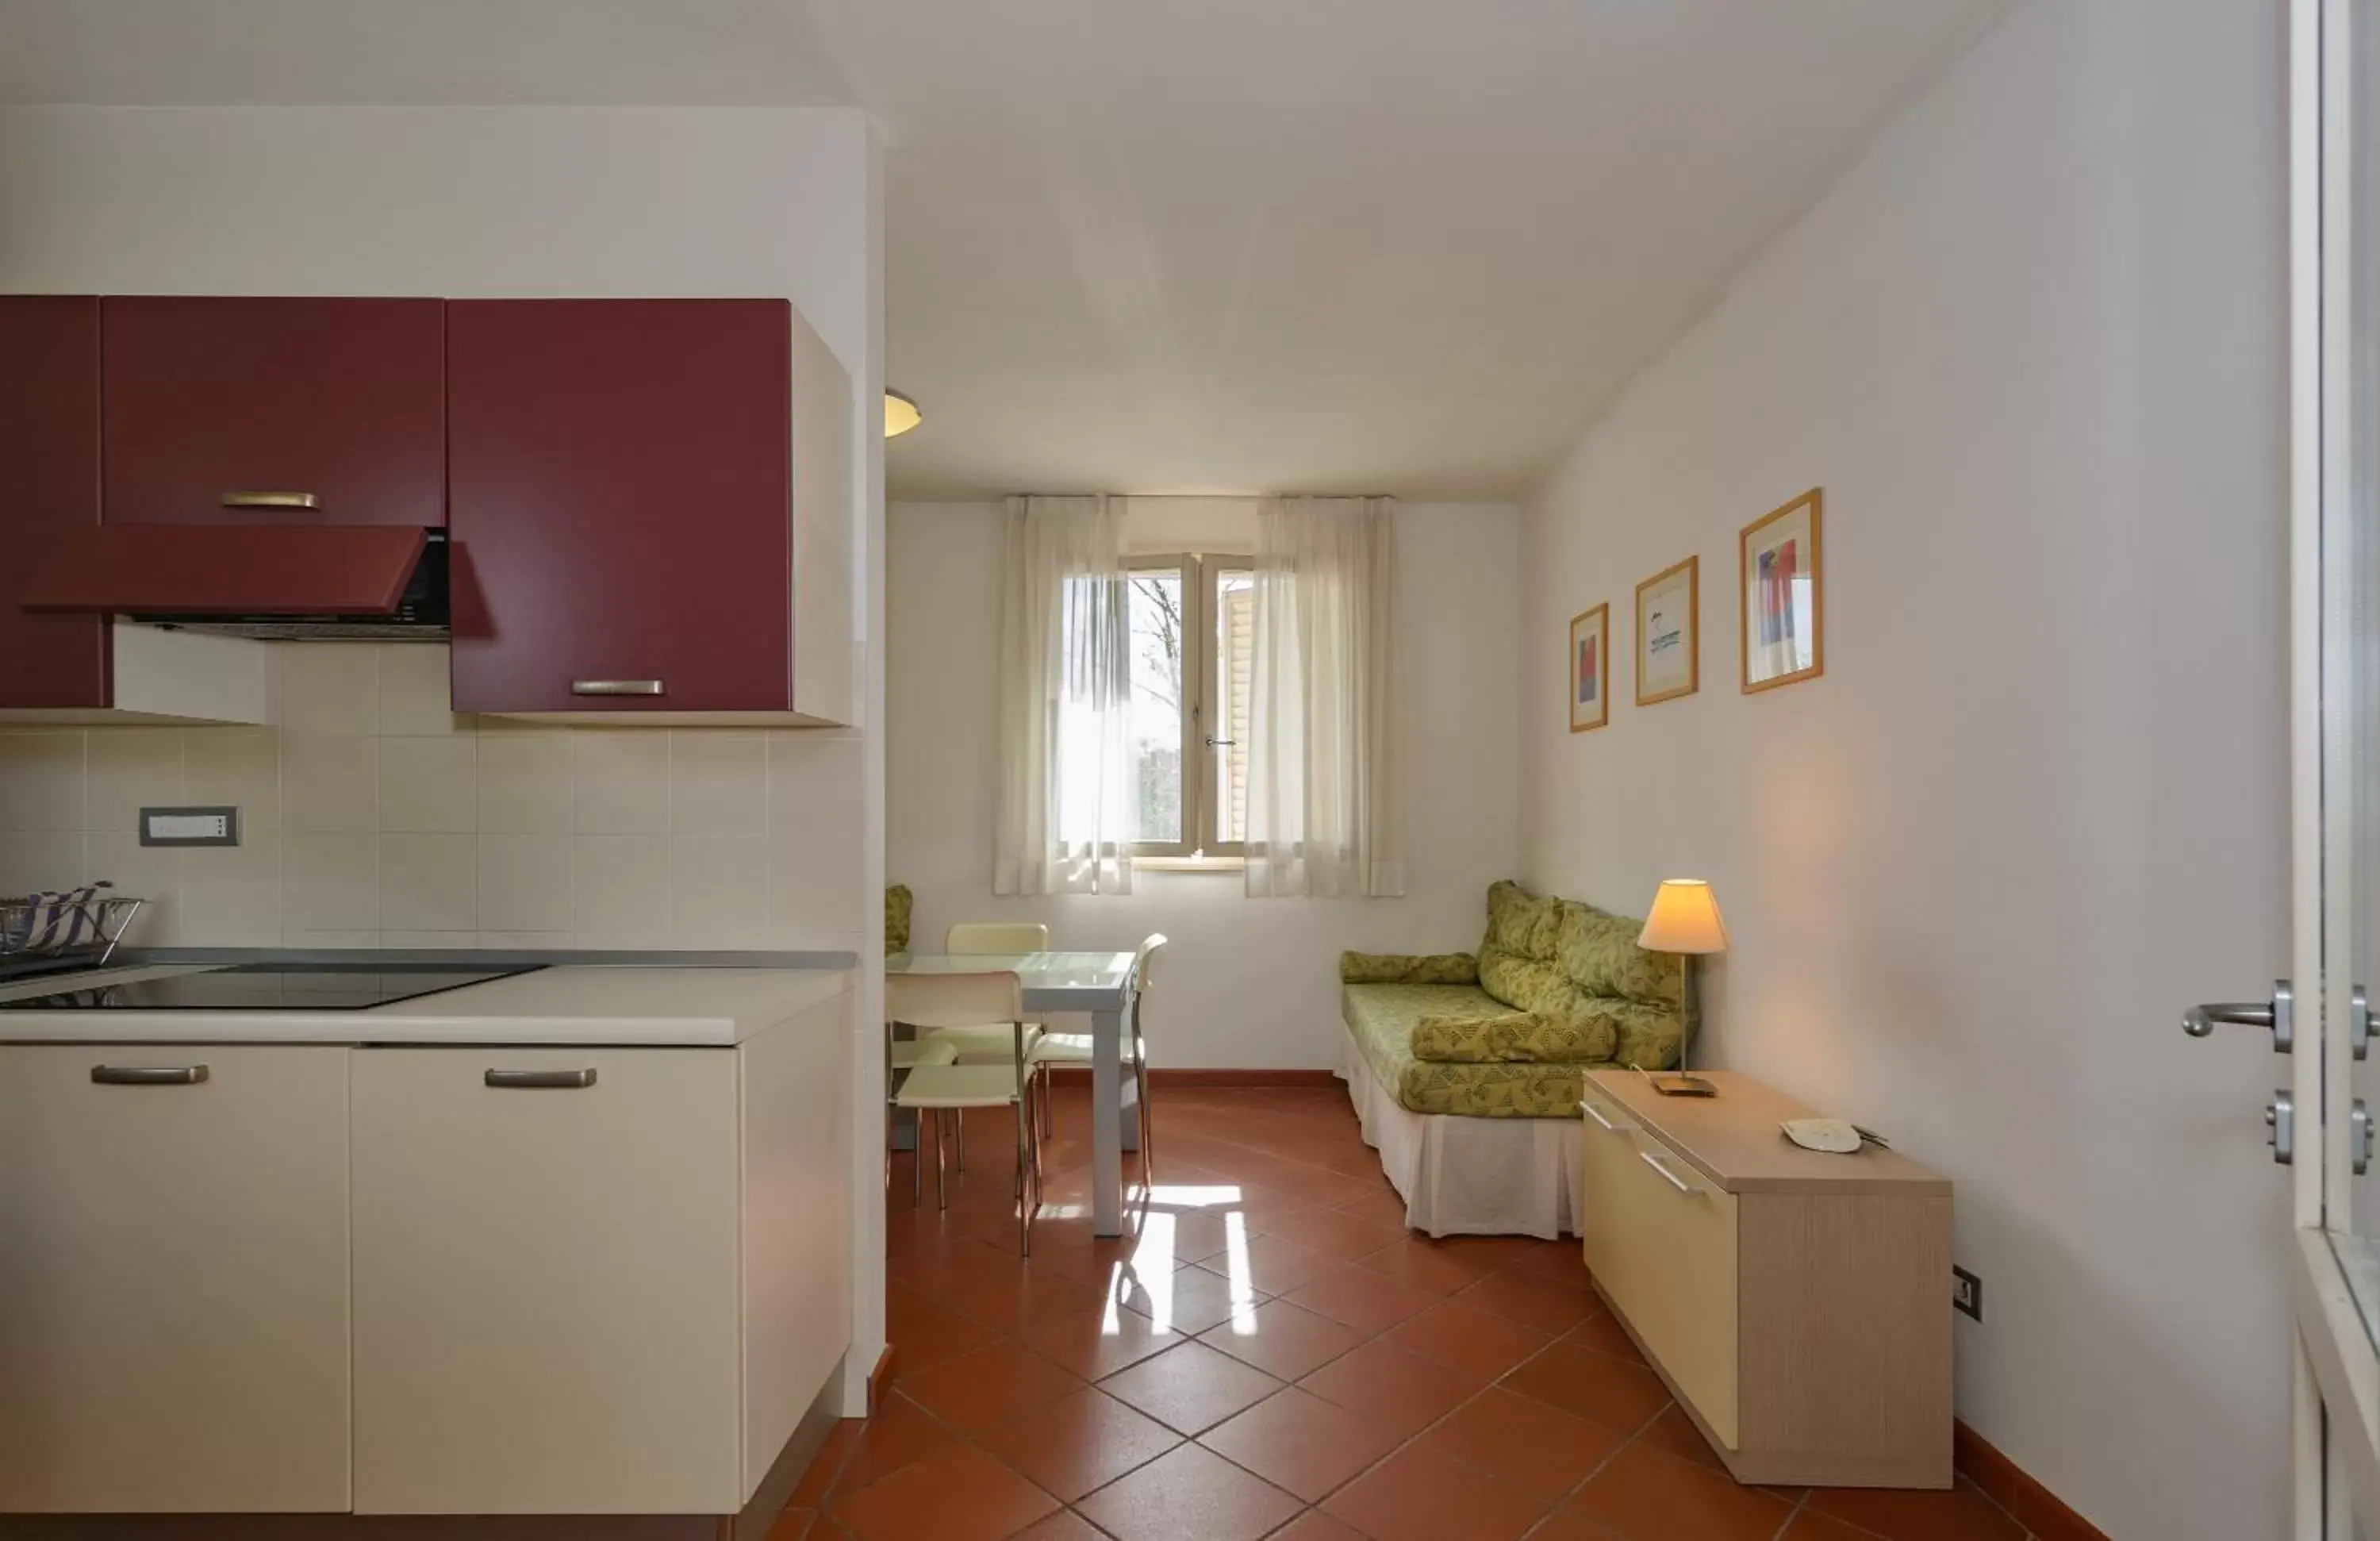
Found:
[1336,1017,1582,1239]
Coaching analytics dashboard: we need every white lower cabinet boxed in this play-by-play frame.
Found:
[349,1047,745,1516]
[0,1045,353,1513]
[0,987,854,1520]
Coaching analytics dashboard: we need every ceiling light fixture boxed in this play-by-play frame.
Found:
[885,390,922,438]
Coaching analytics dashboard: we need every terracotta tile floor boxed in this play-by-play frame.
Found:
[775,1085,2041,1541]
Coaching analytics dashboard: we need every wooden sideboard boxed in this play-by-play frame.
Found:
[1578,1069,1954,1489]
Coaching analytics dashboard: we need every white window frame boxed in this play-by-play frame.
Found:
[1127,552,1251,860]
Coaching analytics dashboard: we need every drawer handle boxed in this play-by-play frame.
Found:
[1582,1100,1633,1134]
[571,679,665,697]
[221,491,321,510]
[485,1068,598,1089]
[91,1064,209,1086]
[1640,1149,1705,1196]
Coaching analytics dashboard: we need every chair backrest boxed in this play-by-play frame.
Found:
[946,921,1050,955]
[886,971,1024,1031]
[1133,932,1168,1000]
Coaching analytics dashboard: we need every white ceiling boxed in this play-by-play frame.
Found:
[1,0,2013,500]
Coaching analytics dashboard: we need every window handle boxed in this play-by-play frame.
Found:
[1205,736,1236,747]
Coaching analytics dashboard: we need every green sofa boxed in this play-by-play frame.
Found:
[1340,881,1687,1118]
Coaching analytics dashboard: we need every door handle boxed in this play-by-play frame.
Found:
[484,1068,598,1089]
[90,1064,209,1086]
[220,491,320,510]
[2182,979,2293,1052]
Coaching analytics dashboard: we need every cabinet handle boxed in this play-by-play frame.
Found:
[1581,1099,1633,1134]
[221,491,321,510]
[485,1068,598,1089]
[1639,1149,1705,1196]
[571,680,665,697]
[90,1064,209,1086]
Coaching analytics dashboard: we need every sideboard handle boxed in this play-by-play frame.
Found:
[1640,1149,1705,1196]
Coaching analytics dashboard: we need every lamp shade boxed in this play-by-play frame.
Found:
[1638,879,1729,954]
[885,390,922,438]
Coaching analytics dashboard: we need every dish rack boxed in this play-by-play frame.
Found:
[0,886,147,977]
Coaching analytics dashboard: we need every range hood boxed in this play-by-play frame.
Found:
[21,526,449,640]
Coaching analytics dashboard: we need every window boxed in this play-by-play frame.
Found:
[1127,554,1253,857]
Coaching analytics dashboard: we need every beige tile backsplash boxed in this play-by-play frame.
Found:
[0,644,865,952]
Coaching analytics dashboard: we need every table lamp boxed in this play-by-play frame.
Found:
[1638,878,1729,1095]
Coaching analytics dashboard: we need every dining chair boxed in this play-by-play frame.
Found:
[1027,932,1165,1189]
[927,921,1052,1173]
[886,970,1042,1256]
[884,1029,958,1201]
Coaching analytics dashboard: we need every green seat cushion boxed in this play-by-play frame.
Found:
[1411,1007,1637,1065]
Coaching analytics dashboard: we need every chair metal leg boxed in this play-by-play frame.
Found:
[1015,1091,1033,1257]
[955,1109,966,1175]
[1039,1062,1054,1137]
[1134,1054,1154,1192]
[909,1108,922,1207]
[934,1110,949,1211]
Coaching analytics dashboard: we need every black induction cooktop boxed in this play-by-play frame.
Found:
[0,962,545,1012]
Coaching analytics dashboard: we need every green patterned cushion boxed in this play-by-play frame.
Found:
[1471,880,1684,1070]
[1340,951,1481,986]
[885,884,914,954]
[1483,880,1561,958]
[1557,904,1681,1009]
[1411,1009,1617,1065]
[1341,984,1587,1117]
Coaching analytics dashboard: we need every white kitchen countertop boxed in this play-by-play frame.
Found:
[0,966,852,1047]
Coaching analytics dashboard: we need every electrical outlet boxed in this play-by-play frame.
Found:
[1952,1265,1983,1321]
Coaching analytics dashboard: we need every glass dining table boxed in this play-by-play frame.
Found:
[885,951,1141,1236]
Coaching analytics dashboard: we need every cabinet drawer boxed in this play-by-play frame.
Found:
[350,1047,743,1515]
[1579,1092,1741,1446]
[0,1045,352,1512]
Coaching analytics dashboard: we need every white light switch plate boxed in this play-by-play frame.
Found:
[140,806,241,847]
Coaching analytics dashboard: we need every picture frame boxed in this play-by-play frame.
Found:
[1568,603,1610,733]
[1740,489,1824,693]
[1635,555,1699,706]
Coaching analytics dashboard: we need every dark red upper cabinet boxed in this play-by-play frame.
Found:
[446,300,800,714]
[0,297,110,711]
[102,297,445,527]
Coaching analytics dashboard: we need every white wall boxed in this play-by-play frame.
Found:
[0,103,890,1414]
[889,500,1522,1068]
[1518,1,2286,1535]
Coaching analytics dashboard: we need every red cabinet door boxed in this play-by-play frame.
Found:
[446,301,793,714]
[0,297,109,709]
[102,297,445,526]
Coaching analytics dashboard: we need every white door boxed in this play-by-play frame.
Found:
[2212,2,2380,1532]
[0,1045,353,1513]
[348,1047,744,1516]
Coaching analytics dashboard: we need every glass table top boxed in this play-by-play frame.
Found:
[885,951,1134,992]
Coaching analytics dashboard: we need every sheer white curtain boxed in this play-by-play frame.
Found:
[994,494,1136,895]
[1244,496,1403,897]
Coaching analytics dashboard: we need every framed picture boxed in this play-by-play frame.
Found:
[1741,489,1824,693]
[1569,603,1610,733]
[1635,555,1699,706]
